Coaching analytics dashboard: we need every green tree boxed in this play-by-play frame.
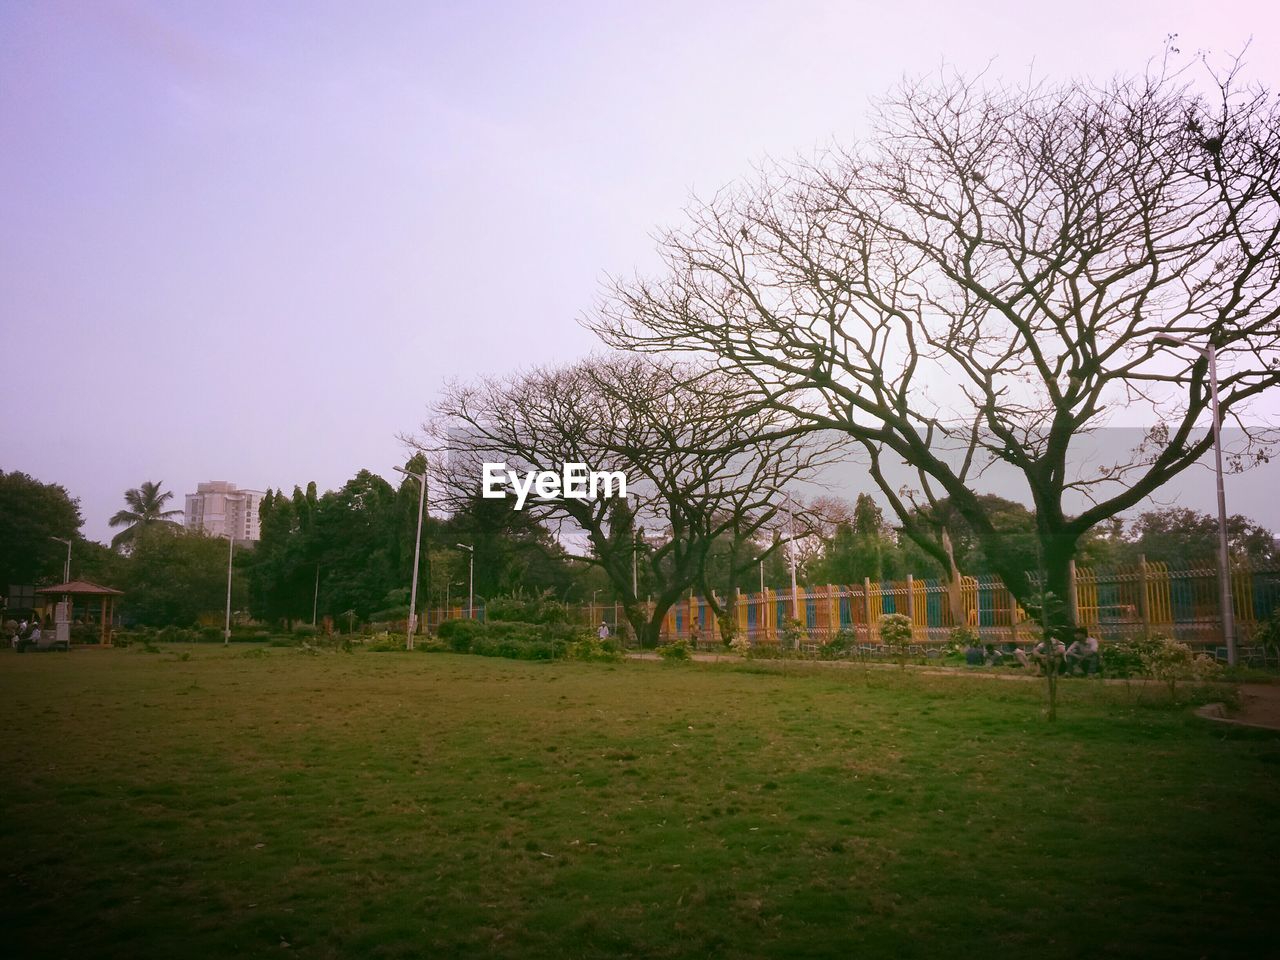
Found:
[1123,508,1277,568]
[0,471,82,588]
[109,480,183,551]
[123,528,234,626]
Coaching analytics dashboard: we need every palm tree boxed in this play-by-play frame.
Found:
[110,480,184,551]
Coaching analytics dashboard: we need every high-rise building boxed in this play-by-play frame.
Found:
[184,481,264,542]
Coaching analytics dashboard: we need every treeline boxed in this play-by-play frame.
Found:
[3,467,1275,633]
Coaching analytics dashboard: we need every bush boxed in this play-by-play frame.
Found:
[659,639,692,662]
[292,623,319,639]
[569,636,621,662]
[1103,636,1161,679]
[780,618,806,649]
[729,635,753,657]
[1140,636,1222,698]
[880,613,914,665]
[156,625,200,644]
[822,629,858,659]
[485,591,570,625]
[437,618,486,652]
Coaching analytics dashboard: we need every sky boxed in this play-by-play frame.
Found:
[2,0,1279,544]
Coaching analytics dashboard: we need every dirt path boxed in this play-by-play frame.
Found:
[1199,684,1280,732]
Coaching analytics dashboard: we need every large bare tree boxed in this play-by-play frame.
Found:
[595,59,1280,640]
[427,355,836,646]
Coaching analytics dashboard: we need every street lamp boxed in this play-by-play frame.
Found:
[394,464,429,650]
[51,536,72,639]
[456,543,474,619]
[446,580,463,612]
[1152,333,1237,666]
[50,536,72,583]
[223,495,244,645]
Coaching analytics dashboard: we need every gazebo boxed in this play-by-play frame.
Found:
[35,580,124,646]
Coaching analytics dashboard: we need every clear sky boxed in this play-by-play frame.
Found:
[2,0,1278,543]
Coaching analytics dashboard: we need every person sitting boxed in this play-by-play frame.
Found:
[1065,628,1101,676]
[1017,636,1066,674]
[964,642,985,666]
[15,619,40,653]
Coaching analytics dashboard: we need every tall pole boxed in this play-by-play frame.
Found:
[395,465,429,650]
[224,532,235,646]
[1154,334,1238,667]
[312,565,320,626]
[1208,344,1238,667]
[790,548,799,620]
[457,543,475,620]
[224,495,243,645]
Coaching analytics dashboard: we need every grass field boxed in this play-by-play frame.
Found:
[2,647,1278,959]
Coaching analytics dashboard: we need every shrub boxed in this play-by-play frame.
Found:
[947,626,979,656]
[292,623,319,639]
[1140,636,1222,699]
[822,629,858,659]
[569,636,621,662]
[198,625,223,643]
[437,618,486,652]
[659,639,692,662]
[780,618,806,649]
[1102,636,1160,679]
[729,635,753,657]
[879,613,914,666]
[486,591,570,625]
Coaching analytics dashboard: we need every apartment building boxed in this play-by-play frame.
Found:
[184,481,264,541]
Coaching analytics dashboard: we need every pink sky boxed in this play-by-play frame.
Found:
[2,0,1277,542]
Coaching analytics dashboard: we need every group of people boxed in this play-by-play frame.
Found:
[964,627,1101,676]
[7,616,46,653]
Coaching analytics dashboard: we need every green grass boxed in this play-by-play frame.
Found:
[1,648,1277,959]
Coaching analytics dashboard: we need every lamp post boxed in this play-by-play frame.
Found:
[592,588,601,625]
[446,580,463,613]
[456,543,474,619]
[51,536,72,634]
[394,464,429,650]
[1153,334,1236,666]
[223,495,244,645]
[50,536,72,583]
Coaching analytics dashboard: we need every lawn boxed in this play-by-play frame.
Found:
[1,647,1277,959]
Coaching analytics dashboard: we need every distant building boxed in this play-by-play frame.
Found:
[185,481,264,542]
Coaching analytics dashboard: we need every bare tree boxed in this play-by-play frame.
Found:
[427,355,836,646]
[596,58,1280,656]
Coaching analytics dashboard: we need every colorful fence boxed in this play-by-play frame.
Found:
[418,562,1280,655]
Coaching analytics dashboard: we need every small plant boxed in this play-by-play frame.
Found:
[729,635,752,657]
[781,618,806,649]
[946,626,979,656]
[659,639,692,662]
[569,635,621,662]
[821,629,858,659]
[1140,636,1222,700]
[437,618,485,653]
[879,613,914,667]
